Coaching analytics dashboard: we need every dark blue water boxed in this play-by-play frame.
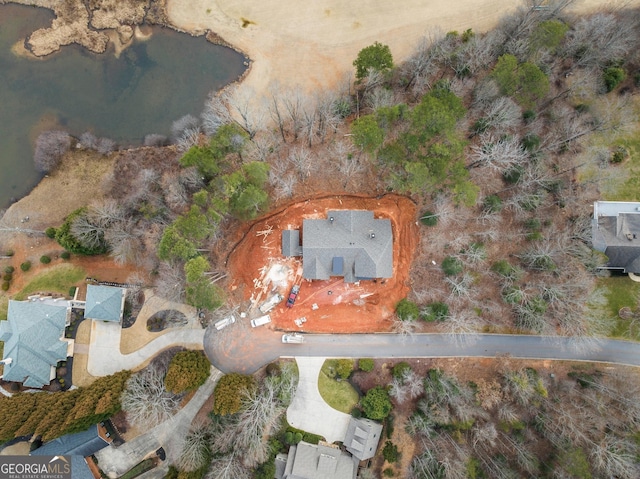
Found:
[0,4,246,208]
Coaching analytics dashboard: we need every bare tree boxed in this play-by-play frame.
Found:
[177,422,210,472]
[154,261,186,304]
[120,365,181,429]
[96,137,117,155]
[143,134,169,147]
[201,93,233,136]
[287,146,315,181]
[171,114,200,142]
[206,452,250,479]
[564,12,638,69]
[33,130,71,173]
[469,134,528,172]
[222,86,265,139]
[281,87,304,141]
[80,131,98,149]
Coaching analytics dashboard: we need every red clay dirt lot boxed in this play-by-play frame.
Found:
[227,194,419,333]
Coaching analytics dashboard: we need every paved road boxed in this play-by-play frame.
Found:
[205,328,640,373]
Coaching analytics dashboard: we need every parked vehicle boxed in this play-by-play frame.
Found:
[214,315,236,330]
[250,314,271,328]
[282,333,304,343]
[259,293,284,313]
[286,285,300,308]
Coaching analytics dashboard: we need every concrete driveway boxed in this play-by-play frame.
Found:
[286,357,351,443]
[87,320,205,376]
[95,367,221,478]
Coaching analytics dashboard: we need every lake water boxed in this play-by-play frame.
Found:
[0,4,246,208]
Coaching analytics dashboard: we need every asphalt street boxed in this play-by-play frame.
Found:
[205,328,640,373]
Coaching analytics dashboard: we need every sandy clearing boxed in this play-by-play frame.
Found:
[166,0,637,101]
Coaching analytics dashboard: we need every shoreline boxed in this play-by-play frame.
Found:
[3,0,640,216]
[164,0,637,104]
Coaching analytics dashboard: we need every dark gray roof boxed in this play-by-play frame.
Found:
[70,456,96,479]
[281,442,357,479]
[592,201,640,273]
[344,417,382,461]
[31,424,110,457]
[302,210,392,283]
[0,300,69,388]
[85,285,125,322]
[282,230,302,257]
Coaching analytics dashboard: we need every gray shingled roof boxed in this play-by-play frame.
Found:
[302,210,392,283]
[282,230,302,257]
[31,424,110,457]
[0,300,69,388]
[85,285,125,322]
[281,442,357,479]
[344,417,382,461]
[592,201,640,273]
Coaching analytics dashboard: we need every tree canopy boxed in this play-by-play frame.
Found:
[361,386,392,420]
[164,350,211,394]
[213,373,256,416]
[353,41,394,81]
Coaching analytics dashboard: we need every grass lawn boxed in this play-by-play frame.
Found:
[14,264,85,300]
[317,359,360,414]
[604,135,640,201]
[596,276,640,340]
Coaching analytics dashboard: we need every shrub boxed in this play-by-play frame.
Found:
[523,109,536,123]
[40,255,51,264]
[491,260,522,281]
[611,146,627,164]
[69,286,77,297]
[521,134,540,152]
[603,67,626,92]
[524,218,541,231]
[20,261,32,272]
[422,302,449,322]
[419,210,438,226]
[45,227,57,239]
[335,359,355,380]
[442,256,463,276]
[351,407,362,418]
[5,250,14,257]
[383,467,395,477]
[2,282,9,291]
[3,273,12,282]
[503,165,524,184]
[212,373,255,415]
[33,130,71,173]
[482,195,502,213]
[392,362,411,379]
[4,266,14,274]
[359,358,375,372]
[396,298,420,321]
[60,251,71,260]
[361,386,392,420]
[382,441,400,463]
[164,350,211,394]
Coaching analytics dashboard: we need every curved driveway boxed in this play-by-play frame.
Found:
[204,328,640,374]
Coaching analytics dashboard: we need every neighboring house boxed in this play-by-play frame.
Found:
[0,299,72,388]
[275,441,358,479]
[343,417,382,461]
[282,210,393,283]
[32,423,112,479]
[84,284,126,322]
[592,201,640,273]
